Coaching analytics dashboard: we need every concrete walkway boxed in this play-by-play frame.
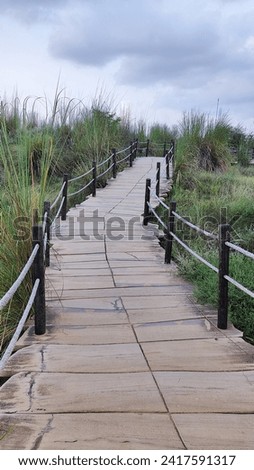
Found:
[0,157,254,450]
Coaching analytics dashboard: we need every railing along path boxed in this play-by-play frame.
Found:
[0,138,172,369]
[143,153,254,330]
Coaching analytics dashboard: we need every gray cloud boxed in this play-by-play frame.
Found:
[0,0,68,22]
[48,0,254,128]
[1,0,254,128]
[50,0,223,82]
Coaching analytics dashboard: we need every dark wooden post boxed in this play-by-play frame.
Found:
[156,162,161,196]
[163,142,167,158]
[134,139,138,159]
[164,201,176,264]
[92,160,97,197]
[129,141,133,167]
[43,201,51,267]
[61,173,68,221]
[32,224,46,335]
[112,148,117,178]
[218,224,230,329]
[143,178,151,226]
[146,139,150,157]
[33,209,39,225]
[171,139,175,155]
[166,151,170,180]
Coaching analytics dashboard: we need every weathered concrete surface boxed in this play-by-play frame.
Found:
[0,156,254,450]
[0,413,184,450]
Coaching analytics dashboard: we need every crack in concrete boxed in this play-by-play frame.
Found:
[32,414,54,450]
[27,373,36,412]
[40,346,47,372]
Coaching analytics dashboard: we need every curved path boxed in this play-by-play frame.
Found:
[0,157,254,450]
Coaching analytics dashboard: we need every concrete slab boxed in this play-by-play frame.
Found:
[155,371,254,413]
[127,306,200,324]
[16,324,136,347]
[48,260,109,270]
[134,318,223,342]
[46,296,124,310]
[50,253,106,263]
[0,372,166,413]
[46,306,129,326]
[0,412,184,450]
[107,252,164,262]
[172,413,254,450]
[142,338,254,371]
[48,286,193,302]
[1,343,148,375]
[114,274,189,288]
[111,266,169,274]
[0,414,50,450]
[40,413,183,450]
[46,275,115,290]
[47,268,110,277]
[121,294,193,310]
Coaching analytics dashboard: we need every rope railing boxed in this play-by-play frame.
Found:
[115,143,132,155]
[68,180,94,198]
[68,167,94,183]
[0,279,40,371]
[143,148,254,331]
[172,211,218,240]
[0,137,170,367]
[0,244,39,311]
[169,231,219,273]
[97,164,114,179]
[147,202,168,231]
[50,181,66,210]
[97,154,113,168]
[117,152,132,165]
[52,196,66,223]
[225,241,254,260]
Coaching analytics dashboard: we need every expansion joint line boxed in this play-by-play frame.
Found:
[103,234,116,288]
[118,296,187,450]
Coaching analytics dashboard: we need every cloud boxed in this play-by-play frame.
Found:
[1,0,254,130]
[0,0,68,23]
[47,0,254,129]
[50,0,222,83]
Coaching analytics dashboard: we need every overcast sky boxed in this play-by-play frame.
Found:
[1,0,254,131]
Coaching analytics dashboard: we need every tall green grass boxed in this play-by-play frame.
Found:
[170,112,254,339]
[0,89,158,351]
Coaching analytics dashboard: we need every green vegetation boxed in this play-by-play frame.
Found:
[169,111,254,341]
[1,95,254,351]
[0,89,152,351]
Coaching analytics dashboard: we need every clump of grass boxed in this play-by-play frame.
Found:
[171,156,254,339]
[0,88,143,351]
[175,111,232,186]
[0,118,57,350]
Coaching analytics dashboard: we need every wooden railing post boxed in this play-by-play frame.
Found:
[146,139,150,157]
[92,160,97,197]
[166,151,170,180]
[156,161,161,196]
[129,141,133,167]
[164,201,176,264]
[218,224,230,329]
[32,224,46,335]
[43,201,51,267]
[112,148,117,178]
[143,178,151,226]
[134,139,138,159]
[163,142,167,158]
[61,173,68,221]
[171,139,175,176]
